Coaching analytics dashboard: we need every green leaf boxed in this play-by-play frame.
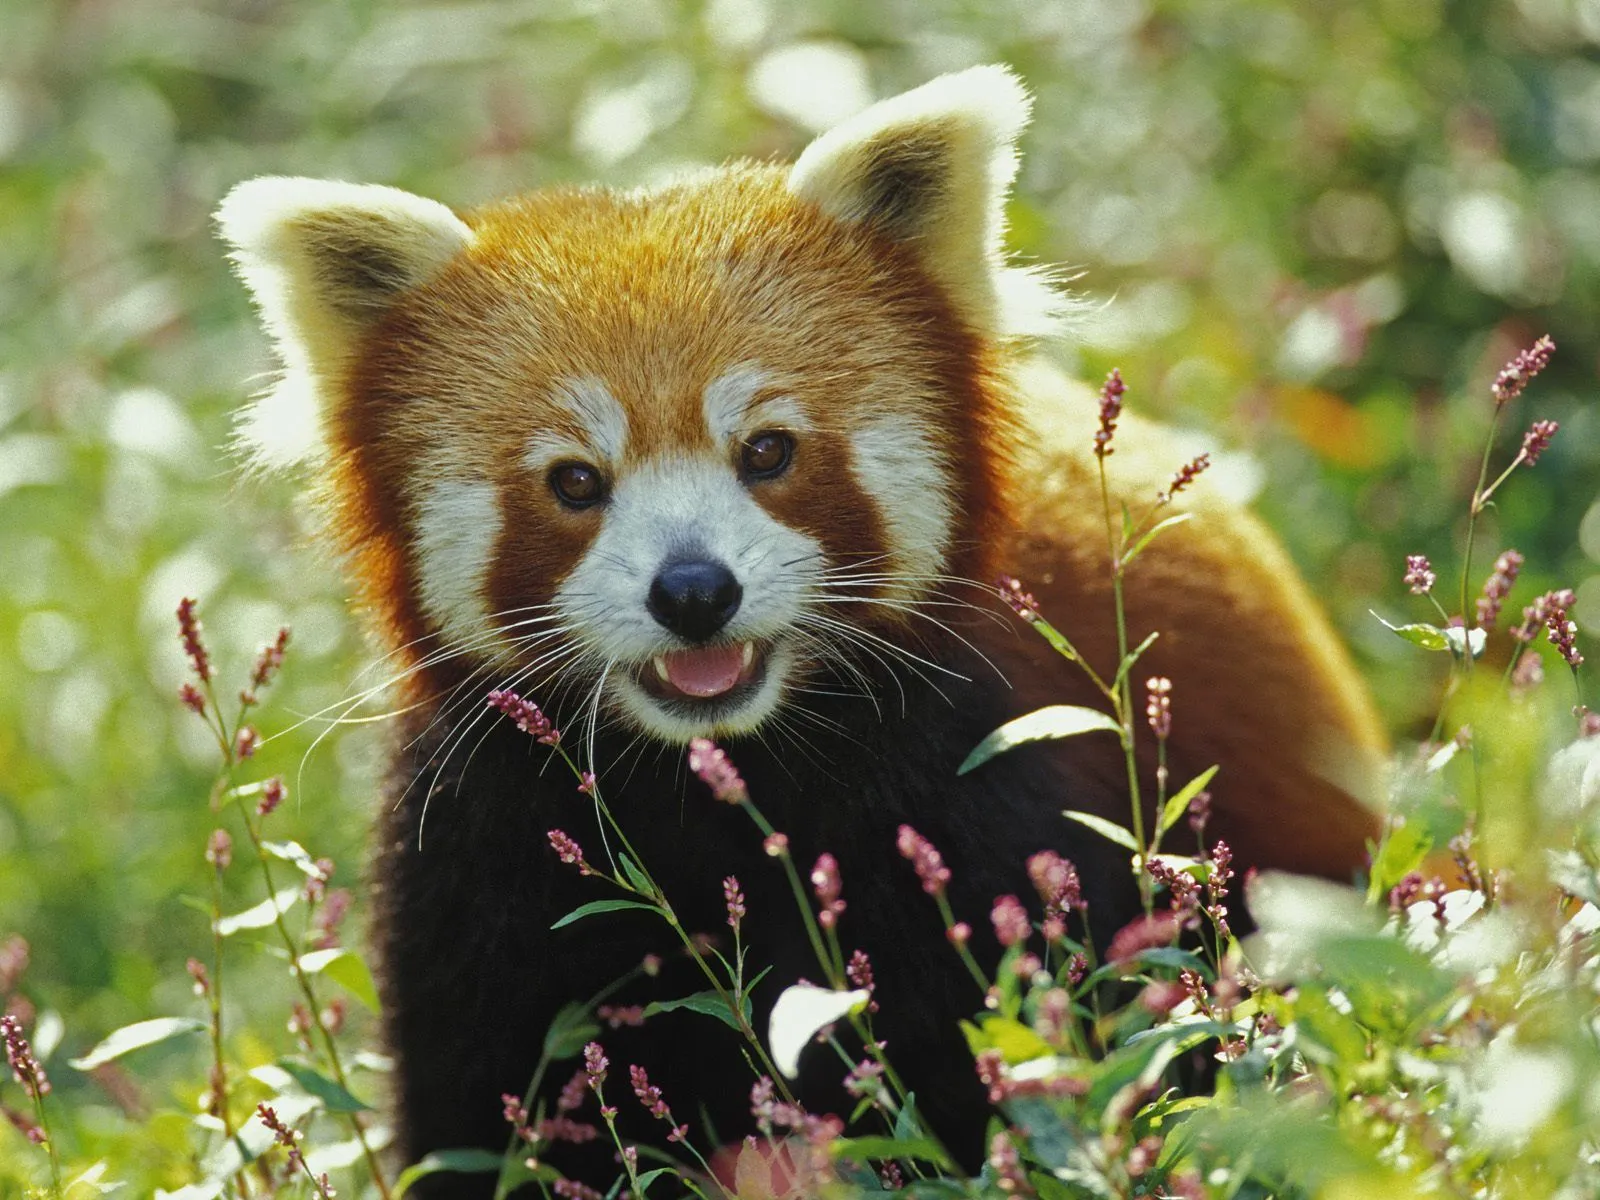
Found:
[893,1092,923,1143]
[262,840,322,878]
[644,989,744,1033]
[831,1135,950,1167]
[297,949,381,1013]
[631,1167,675,1195]
[276,1059,372,1113]
[1372,611,1485,655]
[214,886,301,935]
[1110,631,1161,695]
[973,1015,1054,1064]
[1122,512,1195,567]
[156,1185,224,1200]
[618,853,653,895]
[394,1149,505,1197]
[1372,612,1448,650]
[1158,765,1219,838]
[1061,809,1139,852]
[70,1017,206,1070]
[550,898,658,930]
[543,1002,600,1060]
[1030,619,1085,664]
[1365,819,1432,903]
[959,705,1121,774]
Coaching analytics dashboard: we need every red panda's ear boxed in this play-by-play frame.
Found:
[786,64,1063,340]
[215,177,474,466]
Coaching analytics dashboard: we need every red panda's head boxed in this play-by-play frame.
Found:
[217,66,1064,743]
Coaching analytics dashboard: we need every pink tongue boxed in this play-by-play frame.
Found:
[662,645,746,697]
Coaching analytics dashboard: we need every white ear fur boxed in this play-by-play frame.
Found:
[786,64,1064,340]
[215,177,475,466]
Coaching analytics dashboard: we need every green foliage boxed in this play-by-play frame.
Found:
[4,1,1600,1196]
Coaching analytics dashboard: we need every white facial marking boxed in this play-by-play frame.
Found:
[849,415,953,594]
[522,376,629,471]
[702,363,812,445]
[412,477,505,654]
[553,456,824,741]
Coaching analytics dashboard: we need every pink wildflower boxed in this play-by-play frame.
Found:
[241,627,290,705]
[1159,453,1210,503]
[1491,334,1555,406]
[177,597,212,682]
[1094,369,1125,459]
[1145,676,1172,739]
[2,1014,49,1099]
[1026,850,1086,915]
[1403,554,1436,596]
[810,854,845,930]
[988,1130,1033,1195]
[846,949,878,1013]
[896,824,951,896]
[583,1042,608,1089]
[487,689,561,746]
[723,876,746,930]
[997,575,1040,623]
[629,1064,688,1142]
[687,737,748,804]
[1521,419,1559,466]
[1106,912,1181,967]
[991,895,1032,947]
[257,776,286,817]
[1547,605,1584,668]
[1476,550,1523,629]
[547,830,593,875]
[1514,589,1577,643]
[205,829,232,870]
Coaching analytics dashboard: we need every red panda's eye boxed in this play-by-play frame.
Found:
[740,431,793,481]
[549,462,606,509]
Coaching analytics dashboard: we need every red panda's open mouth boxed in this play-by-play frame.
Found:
[636,641,766,703]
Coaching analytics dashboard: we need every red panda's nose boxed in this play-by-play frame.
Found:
[647,558,743,643]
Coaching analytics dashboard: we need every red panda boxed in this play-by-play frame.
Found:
[217,66,1384,1195]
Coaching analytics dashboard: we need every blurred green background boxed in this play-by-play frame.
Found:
[2,0,1598,1185]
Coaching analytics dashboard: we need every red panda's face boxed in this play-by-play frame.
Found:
[354,174,982,741]
[218,66,1059,745]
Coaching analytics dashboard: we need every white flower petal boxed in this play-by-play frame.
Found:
[768,983,870,1078]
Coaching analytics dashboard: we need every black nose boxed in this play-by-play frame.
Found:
[647,558,742,642]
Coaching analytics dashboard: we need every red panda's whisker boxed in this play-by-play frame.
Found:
[808,596,1011,682]
[407,642,590,832]
[795,612,971,684]
[789,626,890,720]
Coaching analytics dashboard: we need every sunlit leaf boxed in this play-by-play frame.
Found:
[214,886,301,935]
[275,1059,372,1113]
[769,984,869,1077]
[960,706,1120,774]
[1062,809,1140,852]
[297,948,381,1012]
[393,1150,504,1197]
[831,1135,949,1167]
[70,1017,206,1071]
[1158,765,1219,837]
[262,840,322,878]
[1365,820,1431,903]
[1122,512,1195,567]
